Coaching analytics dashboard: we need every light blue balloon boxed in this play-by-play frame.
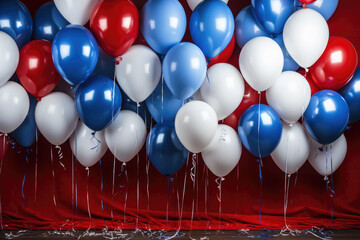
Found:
[146,80,183,124]
[141,0,186,55]
[163,42,207,100]
[300,0,339,20]
[273,34,299,71]
[235,6,268,48]
[190,0,234,58]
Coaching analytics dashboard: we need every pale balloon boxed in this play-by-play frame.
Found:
[54,0,99,25]
[0,32,19,87]
[187,0,228,11]
[200,63,245,120]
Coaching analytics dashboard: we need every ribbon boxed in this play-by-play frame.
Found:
[216,177,225,232]
[90,132,101,152]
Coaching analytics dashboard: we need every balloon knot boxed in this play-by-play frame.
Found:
[137,102,140,107]
[70,85,77,91]
[206,58,211,65]
[302,3,308,8]
[115,56,122,65]
[36,97,42,102]
[86,167,89,171]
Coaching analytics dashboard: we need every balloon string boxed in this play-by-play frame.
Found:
[146,145,151,231]
[74,121,78,218]
[110,157,116,228]
[0,134,5,229]
[135,105,140,230]
[86,168,92,231]
[289,171,298,207]
[161,74,164,124]
[35,129,38,203]
[205,167,209,231]
[55,145,66,171]
[99,159,107,231]
[123,163,129,224]
[166,176,170,231]
[90,132,101,152]
[189,153,196,239]
[216,177,225,232]
[330,145,334,222]
[256,158,263,228]
[21,151,30,206]
[50,145,57,207]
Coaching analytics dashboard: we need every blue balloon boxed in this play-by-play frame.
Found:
[91,48,115,79]
[273,34,299,71]
[301,0,339,20]
[9,95,37,148]
[163,42,207,100]
[52,25,99,86]
[238,104,282,158]
[251,0,297,35]
[75,75,122,131]
[141,0,186,55]
[190,0,234,58]
[0,0,33,49]
[33,2,69,42]
[146,124,188,176]
[339,68,360,124]
[235,6,268,48]
[146,80,183,124]
[304,90,349,145]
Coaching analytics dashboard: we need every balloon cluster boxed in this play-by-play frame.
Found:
[0,0,358,180]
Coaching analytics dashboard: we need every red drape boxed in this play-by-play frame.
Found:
[1,0,360,231]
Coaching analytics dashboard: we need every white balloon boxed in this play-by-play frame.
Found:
[200,63,245,120]
[0,31,19,87]
[175,101,218,153]
[35,92,78,145]
[239,37,284,92]
[271,122,310,175]
[0,82,29,133]
[105,110,147,163]
[54,0,99,25]
[70,121,108,168]
[266,71,311,124]
[283,8,329,69]
[187,0,228,11]
[308,134,347,176]
[116,45,161,103]
[201,124,241,177]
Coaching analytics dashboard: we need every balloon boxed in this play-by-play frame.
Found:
[239,37,284,92]
[121,90,152,127]
[187,0,228,11]
[297,69,320,96]
[305,0,338,20]
[310,37,358,91]
[175,101,218,153]
[0,134,8,162]
[33,2,69,42]
[273,34,299,72]
[35,92,78,145]
[147,124,188,176]
[91,48,115,79]
[75,75,122,131]
[163,42,207,100]
[304,90,349,145]
[208,34,235,68]
[141,0,186,55]
[9,95,37,148]
[308,134,347,176]
[200,63,245,120]
[0,32,19,87]
[90,0,139,57]
[339,68,360,124]
[17,40,61,98]
[0,82,29,134]
[298,0,316,5]
[105,110,147,163]
[54,0,99,25]
[52,25,99,86]
[70,121,108,168]
[251,0,296,35]
[202,124,242,177]
[238,104,282,158]
[146,80,183,124]
[283,8,329,69]
[116,45,161,103]
[190,0,234,58]
[0,0,33,49]
[271,122,310,175]
[266,71,311,124]
[235,6,268,48]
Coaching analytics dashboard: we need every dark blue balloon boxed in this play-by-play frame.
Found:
[91,48,115,79]
[75,75,122,131]
[251,0,297,35]
[339,68,360,124]
[141,0,187,55]
[304,90,349,145]
[52,25,99,86]
[147,124,188,176]
[300,0,338,20]
[9,95,37,148]
[0,0,33,49]
[33,2,69,42]
[146,80,183,124]
[273,34,299,71]
[190,0,234,58]
[238,104,282,158]
[235,6,268,48]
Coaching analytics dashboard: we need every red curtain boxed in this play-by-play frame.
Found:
[1,0,360,231]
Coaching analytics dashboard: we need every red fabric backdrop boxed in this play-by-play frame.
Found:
[1,0,360,231]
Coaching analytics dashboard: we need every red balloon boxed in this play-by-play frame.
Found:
[90,0,139,57]
[17,40,61,98]
[0,134,8,163]
[310,36,358,90]
[298,0,317,5]
[298,69,320,96]
[208,34,235,68]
